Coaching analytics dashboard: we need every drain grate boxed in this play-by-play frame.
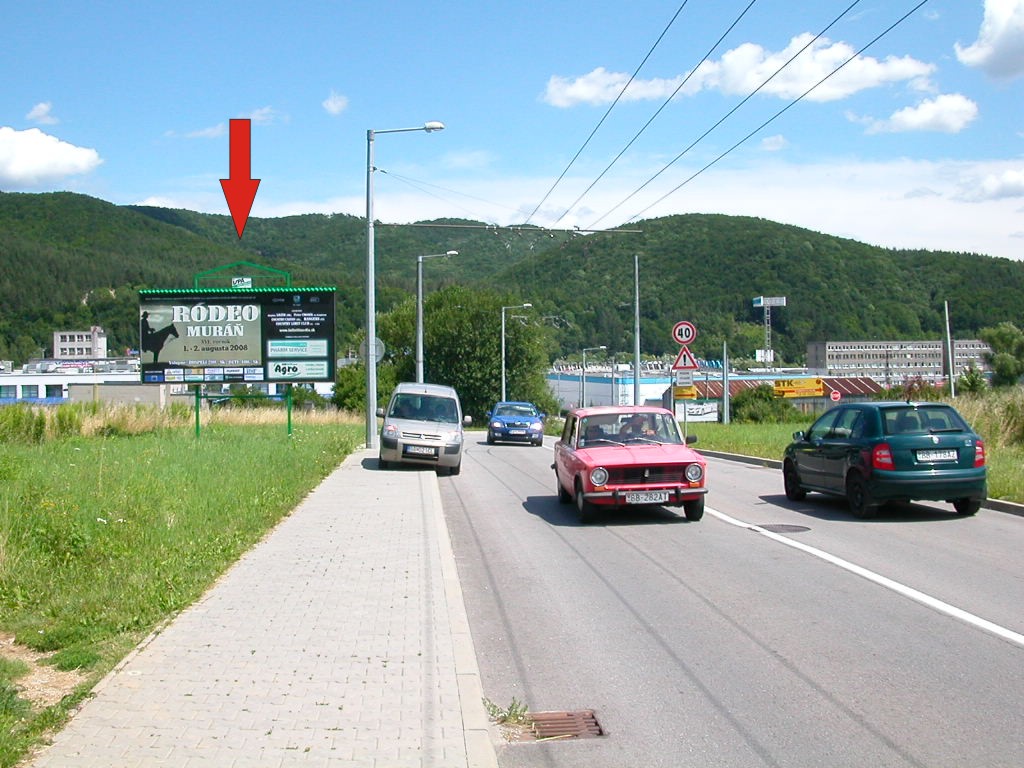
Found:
[516,710,604,742]
[759,523,810,533]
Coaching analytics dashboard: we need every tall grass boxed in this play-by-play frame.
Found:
[688,389,1024,503]
[0,403,363,767]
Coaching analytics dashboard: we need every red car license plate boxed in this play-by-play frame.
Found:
[626,490,669,504]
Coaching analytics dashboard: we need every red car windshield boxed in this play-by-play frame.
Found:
[579,412,682,447]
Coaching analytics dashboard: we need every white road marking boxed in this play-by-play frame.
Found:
[709,507,1024,649]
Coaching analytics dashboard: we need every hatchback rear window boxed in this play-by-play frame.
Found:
[883,407,965,435]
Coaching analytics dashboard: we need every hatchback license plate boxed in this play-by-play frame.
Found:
[626,490,670,504]
[917,449,957,462]
[508,429,526,435]
[405,445,437,457]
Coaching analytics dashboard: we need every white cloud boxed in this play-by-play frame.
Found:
[186,124,226,139]
[0,127,102,187]
[961,167,1024,200]
[856,93,979,134]
[26,102,58,125]
[322,90,348,116]
[543,67,684,107]
[142,156,1024,260]
[441,149,496,170]
[760,134,788,151]
[701,35,935,102]
[245,106,281,124]
[955,0,1024,78]
[543,34,934,107]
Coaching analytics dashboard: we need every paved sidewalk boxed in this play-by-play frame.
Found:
[29,449,497,768]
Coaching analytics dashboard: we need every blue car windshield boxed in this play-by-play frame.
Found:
[496,404,537,417]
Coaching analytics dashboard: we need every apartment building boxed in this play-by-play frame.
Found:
[53,326,108,359]
[806,339,991,385]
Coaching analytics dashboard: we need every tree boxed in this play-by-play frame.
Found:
[958,365,987,394]
[979,322,1024,386]
[330,361,397,413]
[375,285,556,420]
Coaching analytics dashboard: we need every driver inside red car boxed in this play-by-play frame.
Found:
[620,414,655,439]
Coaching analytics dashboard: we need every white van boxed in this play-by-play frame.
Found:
[377,382,471,475]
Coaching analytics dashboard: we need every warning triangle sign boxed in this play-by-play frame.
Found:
[672,345,699,371]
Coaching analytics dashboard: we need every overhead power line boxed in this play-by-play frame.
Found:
[621,0,932,225]
[586,0,866,230]
[551,0,761,228]
[522,1,692,226]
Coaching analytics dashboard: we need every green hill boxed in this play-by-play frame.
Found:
[1,191,1021,366]
[496,213,1024,362]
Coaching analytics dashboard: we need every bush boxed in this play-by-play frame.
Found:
[731,385,801,423]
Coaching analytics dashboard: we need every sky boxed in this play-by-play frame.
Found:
[2,0,1023,260]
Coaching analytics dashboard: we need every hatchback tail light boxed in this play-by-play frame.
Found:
[871,443,894,470]
[974,439,986,468]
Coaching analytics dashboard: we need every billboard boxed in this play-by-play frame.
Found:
[138,287,336,384]
[773,378,824,398]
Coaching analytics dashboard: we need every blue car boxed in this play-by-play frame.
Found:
[486,401,545,446]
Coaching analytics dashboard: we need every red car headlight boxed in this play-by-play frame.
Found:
[590,467,609,486]
[685,463,704,483]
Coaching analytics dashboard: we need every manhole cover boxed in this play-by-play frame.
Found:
[759,524,810,533]
[513,710,604,742]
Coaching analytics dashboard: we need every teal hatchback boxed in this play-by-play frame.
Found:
[783,401,987,518]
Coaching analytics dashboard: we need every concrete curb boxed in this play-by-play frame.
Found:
[427,469,500,768]
[700,449,1024,517]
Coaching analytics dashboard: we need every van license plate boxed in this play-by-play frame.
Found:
[405,445,437,457]
[917,449,957,461]
[626,490,670,504]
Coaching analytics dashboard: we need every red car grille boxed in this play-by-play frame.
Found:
[607,465,691,484]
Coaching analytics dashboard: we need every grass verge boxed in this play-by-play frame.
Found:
[0,408,362,767]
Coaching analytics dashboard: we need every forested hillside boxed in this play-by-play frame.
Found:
[498,214,1024,362]
[1,191,1021,366]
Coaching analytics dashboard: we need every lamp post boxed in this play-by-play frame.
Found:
[365,121,444,449]
[501,303,532,401]
[633,253,641,405]
[581,345,606,407]
[416,250,458,383]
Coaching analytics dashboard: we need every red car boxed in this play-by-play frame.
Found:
[553,405,708,523]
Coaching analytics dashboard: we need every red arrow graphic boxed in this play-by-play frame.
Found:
[220,119,261,238]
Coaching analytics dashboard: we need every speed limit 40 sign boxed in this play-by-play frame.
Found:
[672,321,697,346]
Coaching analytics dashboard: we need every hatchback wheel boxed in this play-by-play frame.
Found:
[846,473,877,519]
[783,461,806,501]
[953,497,981,516]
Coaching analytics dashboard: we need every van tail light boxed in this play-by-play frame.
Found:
[871,443,894,470]
[974,439,986,468]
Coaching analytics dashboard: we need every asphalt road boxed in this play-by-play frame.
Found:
[439,435,1024,768]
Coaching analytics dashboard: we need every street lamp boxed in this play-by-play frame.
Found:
[501,303,532,401]
[633,253,641,405]
[416,250,458,383]
[365,121,444,449]
[581,345,606,407]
